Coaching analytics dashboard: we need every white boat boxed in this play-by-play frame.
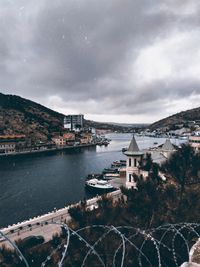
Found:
[85,179,114,192]
[103,173,119,180]
[179,136,188,140]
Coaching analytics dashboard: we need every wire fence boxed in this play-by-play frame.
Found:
[1,222,200,267]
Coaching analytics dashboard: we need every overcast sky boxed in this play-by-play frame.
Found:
[0,0,200,123]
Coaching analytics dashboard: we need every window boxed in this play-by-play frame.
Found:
[134,158,137,167]
[129,174,132,182]
[129,158,131,167]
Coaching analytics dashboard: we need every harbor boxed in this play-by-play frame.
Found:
[1,2,200,264]
[0,133,186,228]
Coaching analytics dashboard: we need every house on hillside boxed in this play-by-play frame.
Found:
[144,139,177,165]
[52,136,66,147]
[0,135,26,154]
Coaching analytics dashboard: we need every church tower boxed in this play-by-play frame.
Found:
[124,135,144,189]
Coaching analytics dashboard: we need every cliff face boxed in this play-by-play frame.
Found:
[150,107,200,130]
[0,93,64,141]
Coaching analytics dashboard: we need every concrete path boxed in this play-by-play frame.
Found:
[0,190,121,248]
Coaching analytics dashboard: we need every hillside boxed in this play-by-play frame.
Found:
[150,106,200,130]
[0,93,64,141]
[0,93,136,142]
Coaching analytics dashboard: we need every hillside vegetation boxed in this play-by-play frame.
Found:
[0,93,131,141]
[0,93,64,141]
[150,106,200,130]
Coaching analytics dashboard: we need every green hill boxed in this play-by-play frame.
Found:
[0,93,64,141]
[150,106,200,130]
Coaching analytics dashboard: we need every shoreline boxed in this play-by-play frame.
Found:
[0,142,97,158]
[0,190,122,245]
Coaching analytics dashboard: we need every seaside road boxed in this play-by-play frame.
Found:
[0,190,122,249]
[0,213,72,248]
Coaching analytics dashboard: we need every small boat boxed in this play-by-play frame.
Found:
[104,173,119,177]
[122,147,127,152]
[102,168,118,174]
[111,160,126,168]
[179,136,188,140]
[111,160,121,167]
[153,142,158,145]
[85,179,114,192]
[103,173,119,180]
[86,173,103,180]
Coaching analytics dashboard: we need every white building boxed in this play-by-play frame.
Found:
[123,136,174,188]
[161,138,177,159]
[64,114,84,131]
[0,142,15,154]
[124,135,144,189]
[144,139,177,165]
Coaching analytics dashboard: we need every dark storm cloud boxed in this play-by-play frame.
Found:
[0,0,200,122]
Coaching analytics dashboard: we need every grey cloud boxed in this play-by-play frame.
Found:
[0,0,200,122]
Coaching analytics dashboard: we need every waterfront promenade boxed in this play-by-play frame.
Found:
[0,190,122,247]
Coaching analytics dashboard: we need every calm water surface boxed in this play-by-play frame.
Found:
[0,133,184,228]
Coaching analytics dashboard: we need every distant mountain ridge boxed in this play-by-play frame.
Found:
[3,93,196,139]
[150,106,200,130]
[100,122,149,127]
[84,120,148,130]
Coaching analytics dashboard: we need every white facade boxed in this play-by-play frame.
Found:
[64,122,71,130]
[126,156,142,188]
[0,143,15,154]
[124,135,144,189]
[145,139,177,165]
[64,114,84,131]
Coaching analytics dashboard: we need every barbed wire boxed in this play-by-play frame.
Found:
[1,223,200,267]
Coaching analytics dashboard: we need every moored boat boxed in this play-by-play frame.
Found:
[85,179,114,192]
[111,160,126,168]
[111,160,121,167]
[103,173,119,180]
[86,173,103,180]
[102,168,118,174]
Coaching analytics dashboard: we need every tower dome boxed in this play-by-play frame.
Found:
[124,135,144,189]
[124,135,144,156]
